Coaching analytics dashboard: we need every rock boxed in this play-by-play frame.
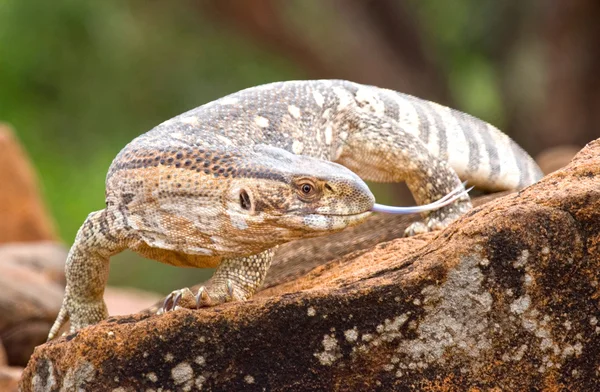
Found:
[0,124,56,243]
[104,287,163,317]
[536,144,580,175]
[0,261,63,366]
[0,339,6,366]
[0,242,67,285]
[20,140,600,391]
[0,367,21,392]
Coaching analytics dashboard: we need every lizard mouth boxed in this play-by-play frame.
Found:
[294,211,372,232]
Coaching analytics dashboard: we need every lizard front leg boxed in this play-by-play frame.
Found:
[47,209,127,340]
[335,112,472,236]
[161,248,275,312]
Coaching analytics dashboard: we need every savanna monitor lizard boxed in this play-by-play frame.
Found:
[48,80,542,340]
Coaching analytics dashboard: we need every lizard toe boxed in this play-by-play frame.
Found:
[159,288,196,313]
[195,281,243,308]
[404,221,430,237]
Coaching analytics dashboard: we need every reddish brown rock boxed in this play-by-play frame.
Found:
[0,124,56,243]
[0,242,67,285]
[0,261,63,367]
[536,144,580,175]
[20,141,600,391]
[0,339,6,366]
[104,287,163,317]
[0,367,21,392]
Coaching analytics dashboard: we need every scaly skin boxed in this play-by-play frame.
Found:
[48,80,542,340]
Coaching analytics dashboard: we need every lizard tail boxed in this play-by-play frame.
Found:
[47,304,69,341]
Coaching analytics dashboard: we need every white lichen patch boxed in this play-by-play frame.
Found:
[395,256,493,368]
[195,375,207,389]
[61,361,96,392]
[314,334,342,366]
[513,249,529,268]
[307,307,316,317]
[244,375,255,384]
[344,328,358,342]
[502,344,528,362]
[171,362,194,390]
[164,353,174,362]
[195,356,206,366]
[147,372,158,382]
[510,295,531,315]
[31,358,57,392]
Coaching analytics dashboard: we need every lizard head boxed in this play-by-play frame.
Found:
[223,145,374,245]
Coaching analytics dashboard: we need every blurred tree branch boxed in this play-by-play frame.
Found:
[538,0,600,149]
[201,0,449,102]
[201,0,334,78]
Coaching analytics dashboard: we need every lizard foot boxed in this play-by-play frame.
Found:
[159,280,240,313]
[404,198,472,237]
[48,296,108,340]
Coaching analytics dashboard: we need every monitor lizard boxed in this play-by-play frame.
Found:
[48,80,543,340]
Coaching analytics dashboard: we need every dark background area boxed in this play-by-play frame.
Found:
[1,0,598,293]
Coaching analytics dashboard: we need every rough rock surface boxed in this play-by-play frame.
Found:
[21,140,600,391]
[0,124,56,243]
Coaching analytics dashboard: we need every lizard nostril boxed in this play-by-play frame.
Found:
[324,183,334,192]
[239,189,252,210]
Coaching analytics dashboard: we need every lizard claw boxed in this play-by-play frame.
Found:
[195,280,238,308]
[159,288,195,314]
[226,279,234,301]
[195,286,211,308]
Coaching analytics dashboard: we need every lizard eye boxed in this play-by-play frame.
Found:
[296,180,319,201]
[301,183,313,194]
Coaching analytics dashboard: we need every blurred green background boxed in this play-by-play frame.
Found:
[1,0,598,294]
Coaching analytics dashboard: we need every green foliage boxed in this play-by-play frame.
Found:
[0,0,302,291]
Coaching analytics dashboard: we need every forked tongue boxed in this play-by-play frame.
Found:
[371,181,473,214]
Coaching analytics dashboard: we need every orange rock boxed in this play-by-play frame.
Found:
[20,141,600,391]
[104,286,163,317]
[0,124,56,243]
[0,367,22,392]
[536,144,580,175]
[0,261,62,366]
[0,339,6,366]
